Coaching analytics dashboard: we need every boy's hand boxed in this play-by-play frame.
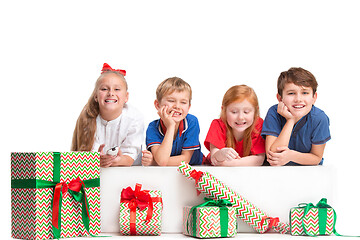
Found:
[157,106,176,129]
[277,102,295,121]
[267,146,292,166]
[142,150,154,166]
[98,144,116,168]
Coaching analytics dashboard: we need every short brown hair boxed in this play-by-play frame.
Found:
[277,67,318,97]
[156,77,192,103]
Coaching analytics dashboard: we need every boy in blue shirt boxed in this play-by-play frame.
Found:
[142,77,203,166]
[261,67,331,166]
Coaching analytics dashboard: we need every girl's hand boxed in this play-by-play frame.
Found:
[142,150,154,166]
[98,144,116,168]
[277,102,294,121]
[157,106,176,129]
[267,146,292,166]
[213,148,239,164]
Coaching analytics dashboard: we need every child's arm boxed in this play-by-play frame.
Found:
[210,144,265,166]
[221,154,265,166]
[98,144,134,167]
[151,144,194,166]
[142,149,187,166]
[151,125,176,166]
[168,150,194,166]
[112,149,135,166]
[267,102,296,152]
[142,150,156,166]
[267,144,325,166]
[151,105,179,166]
[98,144,114,168]
[209,144,239,165]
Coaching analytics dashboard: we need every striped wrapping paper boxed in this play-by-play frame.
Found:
[178,162,289,234]
[11,152,100,240]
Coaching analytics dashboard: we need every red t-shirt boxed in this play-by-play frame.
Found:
[204,117,265,164]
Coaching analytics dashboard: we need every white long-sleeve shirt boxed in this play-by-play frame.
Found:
[92,104,144,165]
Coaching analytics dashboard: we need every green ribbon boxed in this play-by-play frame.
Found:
[11,152,100,239]
[11,178,100,189]
[187,198,233,238]
[301,198,330,236]
[299,198,360,237]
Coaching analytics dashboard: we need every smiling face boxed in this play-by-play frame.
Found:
[155,90,191,123]
[225,99,255,140]
[95,73,128,120]
[277,82,317,121]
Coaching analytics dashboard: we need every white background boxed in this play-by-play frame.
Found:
[2,0,359,237]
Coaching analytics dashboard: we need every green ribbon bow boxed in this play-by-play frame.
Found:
[187,198,233,238]
[298,198,333,236]
[11,152,100,239]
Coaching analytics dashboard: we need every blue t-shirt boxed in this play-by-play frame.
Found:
[146,114,203,165]
[261,105,331,166]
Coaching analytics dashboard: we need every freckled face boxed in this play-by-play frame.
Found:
[225,99,255,138]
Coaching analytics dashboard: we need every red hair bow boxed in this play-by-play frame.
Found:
[101,63,126,76]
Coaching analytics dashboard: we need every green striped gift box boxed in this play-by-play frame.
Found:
[11,152,100,240]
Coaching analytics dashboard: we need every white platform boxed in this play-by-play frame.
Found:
[77,232,340,239]
[100,166,335,234]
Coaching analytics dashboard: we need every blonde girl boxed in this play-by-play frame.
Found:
[71,63,144,167]
[204,85,265,166]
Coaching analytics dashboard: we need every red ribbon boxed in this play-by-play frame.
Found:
[101,63,126,76]
[190,169,203,183]
[120,184,162,235]
[52,177,90,229]
[189,170,203,196]
[260,216,280,233]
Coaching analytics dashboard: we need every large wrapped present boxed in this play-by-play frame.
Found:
[11,152,100,240]
[290,198,337,236]
[183,198,237,238]
[178,162,289,234]
[119,183,163,235]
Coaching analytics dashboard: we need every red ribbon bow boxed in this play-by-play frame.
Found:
[189,169,203,183]
[260,216,280,233]
[101,63,126,76]
[121,184,151,211]
[52,177,90,229]
[120,184,162,235]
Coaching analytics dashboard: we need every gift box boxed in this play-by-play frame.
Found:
[178,162,289,234]
[290,198,335,236]
[11,152,100,240]
[119,183,163,236]
[183,198,237,238]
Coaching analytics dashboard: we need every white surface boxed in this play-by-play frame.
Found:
[100,166,335,233]
[73,232,342,239]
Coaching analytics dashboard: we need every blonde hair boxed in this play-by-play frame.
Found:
[219,85,260,157]
[156,77,192,103]
[71,72,127,151]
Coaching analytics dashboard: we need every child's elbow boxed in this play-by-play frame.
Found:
[268,145,279,153]
[157,162,168,167]
[254,153,266,166]
[153,156,168,166]
[313,157,323,166]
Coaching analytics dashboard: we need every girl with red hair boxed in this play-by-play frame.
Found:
[204,85,265,166]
